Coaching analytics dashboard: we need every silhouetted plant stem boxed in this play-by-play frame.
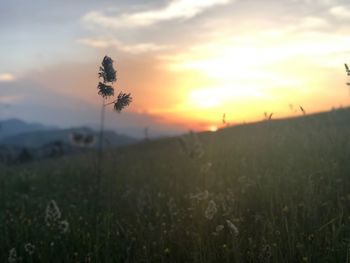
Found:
[96,99,106,202]
[93,55,132,257]
[97,97,106,191]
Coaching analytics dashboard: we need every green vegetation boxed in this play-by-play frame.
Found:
[1,108,350,262]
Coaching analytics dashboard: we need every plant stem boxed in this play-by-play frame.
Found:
[104,101,115,107]
[97,97,106,190]
[94,97,106,256]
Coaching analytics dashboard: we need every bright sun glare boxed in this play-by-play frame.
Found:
[164,31,343,127]
[208,125,218,132]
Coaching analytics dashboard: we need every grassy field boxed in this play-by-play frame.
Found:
[1,108,350,262]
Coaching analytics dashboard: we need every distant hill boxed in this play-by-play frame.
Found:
[0,126,137,148]
[0,118,56,139]
[0,119,138,164]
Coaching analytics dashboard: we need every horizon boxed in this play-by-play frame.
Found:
[1,0,350,137]
[1,105,348,140]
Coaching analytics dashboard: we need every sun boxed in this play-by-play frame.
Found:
[208,125,218,132]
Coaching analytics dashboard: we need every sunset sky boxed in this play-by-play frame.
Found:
[1,0,350,137]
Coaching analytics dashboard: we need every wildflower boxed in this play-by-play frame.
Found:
[114,92,132,112]
[24,243,35,256]
[58,220,69,234]
[99,56,117,83]
[205,200,217,220]
[45,200,61,226]
[226,219,239,236]
[8,248,18,263]
[97,82,114,98]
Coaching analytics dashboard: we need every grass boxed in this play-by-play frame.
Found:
[1,108,350,262]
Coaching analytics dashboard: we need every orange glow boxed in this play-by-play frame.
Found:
[144,31,350,130]
[208,125,218,132]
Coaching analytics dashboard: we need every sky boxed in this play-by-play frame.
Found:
[1,0,350,137]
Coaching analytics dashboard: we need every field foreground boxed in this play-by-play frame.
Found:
[1,108,350,262]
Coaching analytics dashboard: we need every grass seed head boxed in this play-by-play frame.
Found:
[99,56,117,83]
[8,248,18,263]
[45,200,61,226]
[58,220,69,234]
[114,92,132,112]
[24,243,35,256]
[226,219,239,236]
[97,82,114,98]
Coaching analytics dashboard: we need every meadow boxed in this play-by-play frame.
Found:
[1,108,350,262]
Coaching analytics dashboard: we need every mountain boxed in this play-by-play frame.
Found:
[0,126,137,148]
[0,119,138,164]
[0,118,56,140]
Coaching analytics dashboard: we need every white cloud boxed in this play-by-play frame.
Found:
[82,0,232,28]
[0,73,15,82]
[298,16,330,30]
[79,38,170,54]
[329,5,350,19]
[292,0,336,5]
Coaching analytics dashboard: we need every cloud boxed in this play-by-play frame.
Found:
[0,73,15,82]
[297,16,330,30]
[78,38,170,54]
[329,5,350,19]
[82,0,232,28]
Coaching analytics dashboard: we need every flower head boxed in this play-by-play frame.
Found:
[97,82,114,98]
[226,219,239,236]
[58,220,69,234]
[8,248,18,263]
[114,92,132,112]
[24,243,35,256]
[205,200,217,220]
[45,200,61,226]
[99,55,117,83]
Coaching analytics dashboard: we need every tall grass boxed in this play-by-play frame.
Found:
[0,108,350,262]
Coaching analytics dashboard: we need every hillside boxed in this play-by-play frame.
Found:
[1,108,349,262]
[0,118,56,140]
[0,126,137,148]
[0,119,138,164]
